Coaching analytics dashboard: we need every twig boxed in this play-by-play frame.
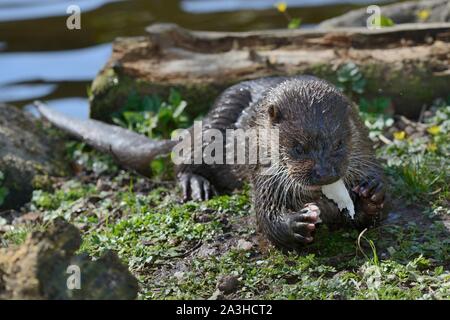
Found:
[356,228,369,258]
[399,115,427,129]
[418,104,427,123]
[378,134,392,145]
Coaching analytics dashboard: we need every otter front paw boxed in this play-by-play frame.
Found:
[178,173,216,202]
[352,177,385,216]
[286,204,320,244]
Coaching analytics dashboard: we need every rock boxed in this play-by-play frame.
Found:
[194,213,213,223]
[319,0,450,28]
[0,104,69,210]
[236,239,253,251]
[208,289,224,300]
[174,271,185,281]
[14,211,42,224]
[197,244,218,258]
[217,275,240,294]
[0,218,138,300]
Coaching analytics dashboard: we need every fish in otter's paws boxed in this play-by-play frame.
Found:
[321,179,355,219]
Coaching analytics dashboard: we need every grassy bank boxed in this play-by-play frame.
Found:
[1,93,449,300]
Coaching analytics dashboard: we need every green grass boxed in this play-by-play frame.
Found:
[376,103,449,209]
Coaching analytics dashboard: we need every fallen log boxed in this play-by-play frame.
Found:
[90,23,450,120]
[319,0,450,28]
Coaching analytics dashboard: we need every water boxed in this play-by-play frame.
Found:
[0,0,389,118]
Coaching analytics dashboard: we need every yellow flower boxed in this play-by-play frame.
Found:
[417,9,430,21]
[427,125,441,135]
[427,143,438,152]
[275,2,287,13]
[393,131,406,141]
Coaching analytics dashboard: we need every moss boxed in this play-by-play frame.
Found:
[90,68,229,122]
[32,174,54,192]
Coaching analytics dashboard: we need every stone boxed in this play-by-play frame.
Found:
[217,275,240,294]
[0,218,138,300]
[236,239,253,251]
[0,104,68,210]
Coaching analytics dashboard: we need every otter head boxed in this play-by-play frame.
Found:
[265,77,352,190]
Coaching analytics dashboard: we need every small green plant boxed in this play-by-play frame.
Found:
[388,161,442,202]
[336,62,366,98]
[358,97,393,141]
[379,16,395,27]
[66,141,118,176]
[0,171,9,207]
[370,15,395,28]
[112,89,190,140]
[359,97,391,114]
[110,89,192,179]
[361,112,394,141]
[275,2,302,29]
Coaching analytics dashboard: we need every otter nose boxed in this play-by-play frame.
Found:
[312,164,337,185]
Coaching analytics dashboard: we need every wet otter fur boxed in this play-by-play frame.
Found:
[37,75,388,250]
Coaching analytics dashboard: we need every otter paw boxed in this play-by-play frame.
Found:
[302,203,322,223]
[178,173,217,202]
[352,177,385,216]
[287,206,320,244]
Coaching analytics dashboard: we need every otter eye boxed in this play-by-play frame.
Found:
[291,144,304,158]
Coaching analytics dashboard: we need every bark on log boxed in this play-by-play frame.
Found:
[90,23,450,120]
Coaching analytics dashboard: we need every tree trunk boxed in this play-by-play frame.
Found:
[91,22,450,120]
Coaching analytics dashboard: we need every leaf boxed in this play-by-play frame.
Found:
[123,111,146,130]
[337,62,358,83]
[168,89,182,107]
[124,91,142,111]
[150,158,166,176]
[359,97,391,113]
[158,107,174,126]
[378,15,395,27]
[112,117,128,128]
[335,83,346,92]
[349,67,360,79]
[288,18,302,29]
[142,96,160,113]
[351,78,366,94]
[359,98,370,112]
[337,74,349,83]
[173,100,187,118]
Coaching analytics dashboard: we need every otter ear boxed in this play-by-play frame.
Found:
[268,104,281,123]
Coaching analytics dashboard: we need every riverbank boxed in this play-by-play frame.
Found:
[1,93,448,299]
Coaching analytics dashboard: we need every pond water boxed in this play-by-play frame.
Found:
[0,0,390,118]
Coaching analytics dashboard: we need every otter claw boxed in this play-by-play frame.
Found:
[293,234,314,243]
[178,173,216,202]
[354,177,385,216]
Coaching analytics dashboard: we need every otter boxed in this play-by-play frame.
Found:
[36,76,387,250]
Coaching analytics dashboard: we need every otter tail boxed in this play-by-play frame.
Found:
[35,101,176,177]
